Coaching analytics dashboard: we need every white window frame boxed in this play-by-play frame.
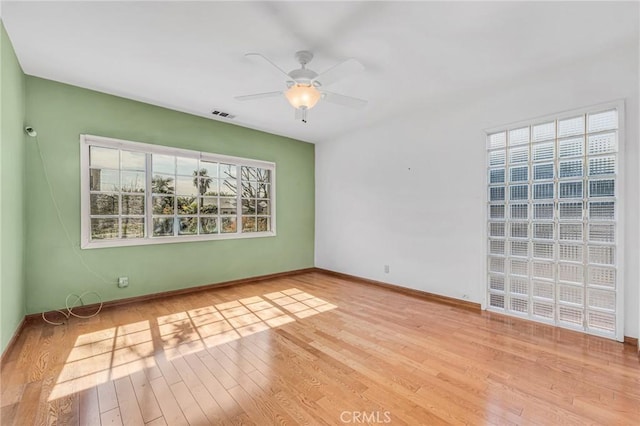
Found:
[482,100,625,342]
[80,134,277,249]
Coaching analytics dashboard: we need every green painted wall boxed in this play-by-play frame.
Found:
[0,22,27,353]
[24,76,315,314]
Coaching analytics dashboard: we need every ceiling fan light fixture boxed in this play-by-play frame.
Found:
[285,84,321,110]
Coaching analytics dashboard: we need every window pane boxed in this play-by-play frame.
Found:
[489,187,505,201]
[559,244,582,262]
[91,218,119,240]
[509,127,529,145]
[152,196,174,215]
[588,110,617,133]
[510,185,528,201]
[242,216,257,233]
[533,223,554,240]
[533,142,554,161]
[200,217,218,234]
[122,195,145,215]
[510,166,528,182]
[509,147,528,164]
[510,204,528,220]
[242,199,256,214]
[511,241,528,257]
[511,223,528,239]
[559,137,583,158]
[196,175,217,196]
[153,218,174,236]
[199,161,218,178]
[589,157,615,176]
[489,150,505,166]
[533,203,554,220]
[257,183,270,199]
[488,132,506,149]
[559,202,583,220]
[90,169,119,192]
[242,166,258,181]
[257,169,271,183]
[489,223,505,237]
[533,183,553,200]
[558,116,584,137]
[200,197,218,214]
[533,163,554,180]
[588,133,616,155]
[221,217,237,233]
[122,218,144,239]
[121,171,145,193]
[152,175,175,194]
[489,168,505,184]
[220,179,237,196]
[178,217,198,235]
[257,217,270,232]
[559,181,582,199]
[176,176,198,196]
[121,150,145,171]
[589,180,614,197]
[489,205,505,219]
[219,198,237,215]
[589,224,615,243]
[532,122,555,141]
[90,146,119,169]
[559,160,583,178]
[219,163,236,178]
[257,200,270,215]
[241,181,257,198]
[177,196,197,214]
[90,193,119,215]
[176,157,198,176]
[559,224,582,241]
[589,202,614,220]
[152,154,175,174]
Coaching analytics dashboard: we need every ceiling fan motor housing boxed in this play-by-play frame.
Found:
[288,68,318,86]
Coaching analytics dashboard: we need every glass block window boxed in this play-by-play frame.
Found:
[82,135,276,248]
[486,105,621,340]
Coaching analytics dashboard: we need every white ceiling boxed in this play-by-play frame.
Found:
[2,1,637,144]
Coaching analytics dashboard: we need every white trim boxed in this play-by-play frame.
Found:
[615,100,625,342]
[80,134,276,249]
[484,99,625,135]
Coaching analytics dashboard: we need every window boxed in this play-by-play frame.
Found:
[81,135,276,248]
[486,103,623,340]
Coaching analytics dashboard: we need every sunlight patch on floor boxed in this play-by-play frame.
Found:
[49,288,336,401]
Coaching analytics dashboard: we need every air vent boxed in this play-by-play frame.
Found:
[211,109,236,119]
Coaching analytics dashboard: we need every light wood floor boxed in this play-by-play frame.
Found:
[1,271,638,425]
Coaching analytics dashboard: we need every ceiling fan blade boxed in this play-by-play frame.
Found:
[314,58,364,87]
[321,91,368,109]
[245,53,291,79]
[235,91,283,101]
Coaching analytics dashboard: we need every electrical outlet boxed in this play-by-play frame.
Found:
[384,265,390,274]
[118,277,129,288]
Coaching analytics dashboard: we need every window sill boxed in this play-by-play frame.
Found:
[81,231,276,249]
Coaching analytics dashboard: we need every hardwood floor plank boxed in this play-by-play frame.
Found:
[100,406,123,425]
[148,376,188,425]
[1,271,638,425]
[114,376,145,426]
[78,387,101,426]
[129,369,163,423]
[97,379,118,413]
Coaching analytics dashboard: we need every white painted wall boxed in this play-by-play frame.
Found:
[315,41,639,338]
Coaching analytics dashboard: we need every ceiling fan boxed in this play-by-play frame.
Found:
[235,50,367,123]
